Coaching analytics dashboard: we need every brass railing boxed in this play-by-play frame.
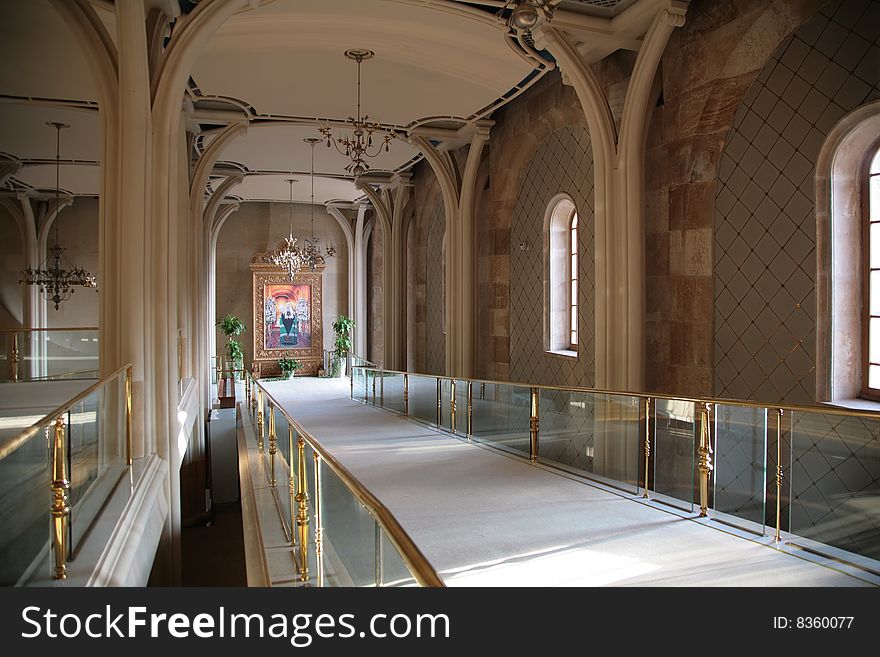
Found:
[246,369,443,587]
[350,366,880,574]
[0,363,132,583]
[1,327,99,383]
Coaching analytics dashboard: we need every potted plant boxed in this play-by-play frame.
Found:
[217,314,246,379]
[331,315,355,378]
[278,356,301,379]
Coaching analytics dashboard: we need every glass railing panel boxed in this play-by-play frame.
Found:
[274,409,292,535]
[409,374,438,427]
[439,379,452,431]
[713,404,767,533]
[455,381,468,435]
[0,427,51,585]
[0,329,99,383]
[470,382,531,456]
[789,410,880,561]
[379,526,417,587]
[653,398,696,511]
[42,330,99,381]
[364,369,375,405]
[539,390,641,493]
[349,366,359,398]
[318,458,378,587]
[378,371,405,415]
[68,370,128,554]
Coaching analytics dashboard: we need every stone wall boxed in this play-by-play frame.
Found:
[480,70,590,382]
[425,201,445,375]
[714,0,880,404]
[644,0,828,398]
[407,159,442,373]
[508,125,595,387]
[366,217,384,366]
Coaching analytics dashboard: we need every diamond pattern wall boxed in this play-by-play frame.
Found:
[426,202,445,375]
[714,0,880,405]
[509,126,595,387]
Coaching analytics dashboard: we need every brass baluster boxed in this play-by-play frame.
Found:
[529,387,539,463]
[775,408,784,542]
[643,397,652,499]
[375,521,383,587]
[50,417,70,579]
[698,402,714,517]
[295,433,310,582]
[250,376,257,420]
[450,379,457,434]
[268,402,277,487]
[436,378,442,427]
[313,451,323,587]
[11,332,20,382]
[288,423,296,545]
[257,388,265,453]
[403,373,409,418]
[125,366,133,466]
[467,380,473,437]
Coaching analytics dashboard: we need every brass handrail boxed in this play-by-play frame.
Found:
[0,327,99,333]
[349,352,377,368]
[0,362,133,462]
[351,366,880,421]
[249,372,444,587]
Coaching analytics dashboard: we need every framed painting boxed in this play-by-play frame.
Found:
[250,242,323,376]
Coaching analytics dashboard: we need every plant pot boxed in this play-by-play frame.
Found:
[331,353,347,378]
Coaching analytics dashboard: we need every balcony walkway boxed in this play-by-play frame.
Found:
[263,377,877,587]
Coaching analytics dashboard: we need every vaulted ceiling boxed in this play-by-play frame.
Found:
[0,0,667,205]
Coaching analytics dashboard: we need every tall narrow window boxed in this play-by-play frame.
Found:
[569,212,578,349]
[545,196,579,355]
[864,144,880,398]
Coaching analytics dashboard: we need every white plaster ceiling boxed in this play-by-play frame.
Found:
[0,0,663,203]
[215,123,419,182]
[190,0,534,126]
[0,0,97,103]
[226,174,365,205]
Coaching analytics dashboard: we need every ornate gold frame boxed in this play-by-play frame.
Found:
[250,242,324,377]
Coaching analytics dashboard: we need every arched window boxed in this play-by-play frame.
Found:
[545,196,578,355]
[816,105,880,403]
[569,212,578,349]
[863,144,880,398]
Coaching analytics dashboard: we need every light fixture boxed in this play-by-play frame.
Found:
[319,49,394,179]
[300,137,336,271]
[20,122,96,310]
[505,1,553,30]
[271,177,304,281]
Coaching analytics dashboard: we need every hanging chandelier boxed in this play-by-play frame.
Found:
[319,49,394,178]
[300,137,336,271]
[20,122,96,310]
[272,177,305,281]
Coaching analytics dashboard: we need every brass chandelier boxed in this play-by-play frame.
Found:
[20,122,96,310]
[319,49,394,178]
[271,139,336,281]
[272,177,304,281]
[301,137,336,271]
